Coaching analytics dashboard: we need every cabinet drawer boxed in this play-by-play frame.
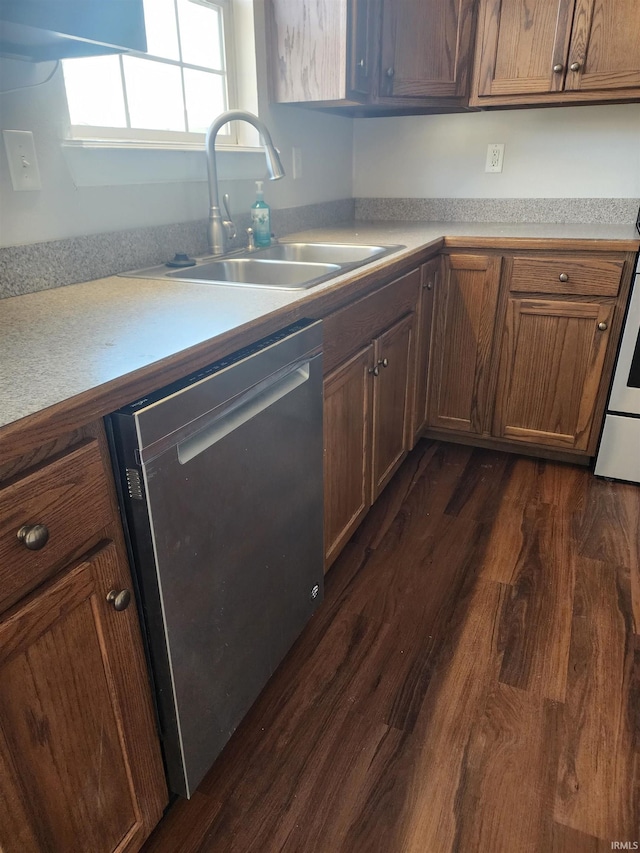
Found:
[323,267,421,374]
[509,255,624,297]
[0,440,113,613]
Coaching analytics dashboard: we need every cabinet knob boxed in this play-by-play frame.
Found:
[17,523,50,551]
[107,589,132,611]
[553,63,564,73]
[378,357,389,368]
[570,61,581,72]
[386,67,394,78]
[424,280,433,290]
[357,59,365,68]
[368,365,380,376]
[559,273,569,282]
[597,321,608,331]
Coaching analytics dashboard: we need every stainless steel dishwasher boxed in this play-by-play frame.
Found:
[107,319,323,799]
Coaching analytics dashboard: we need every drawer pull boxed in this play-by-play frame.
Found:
[559,273,569,282]
[598,321,608,331]
[17,523,50,551]
[107,589,132,611]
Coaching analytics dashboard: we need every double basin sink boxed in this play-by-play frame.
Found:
[122,242,404,291]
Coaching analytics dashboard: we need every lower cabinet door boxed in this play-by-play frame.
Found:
[493,297,615,452]
[412,258,439,442]
[371,313,414,500]
[323,345,374,568]
[0,542,167,853]
[427,252,502,435]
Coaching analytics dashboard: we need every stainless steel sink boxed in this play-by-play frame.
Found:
[243,242,393,265]
[166,258,340,290]
[120,242,404,291]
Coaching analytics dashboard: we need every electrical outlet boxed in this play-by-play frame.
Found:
[3,130,42,191]
[292,147,302,180]
[485,143,505,173]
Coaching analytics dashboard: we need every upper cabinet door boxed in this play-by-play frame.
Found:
[564,0,640,91]
[475,0,575,96]
[347,0,379,98]
[379,0,477,98]
[267,0,350,103]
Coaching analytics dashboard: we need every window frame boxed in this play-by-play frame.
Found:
[63,0,239,148]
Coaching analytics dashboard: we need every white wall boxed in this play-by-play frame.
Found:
[0,1,354,248]
[353,104,640,199]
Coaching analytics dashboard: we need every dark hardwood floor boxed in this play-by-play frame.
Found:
[143,441,640,853]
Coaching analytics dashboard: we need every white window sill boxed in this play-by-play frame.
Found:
[62,137,264,154]
[60,137,270,187]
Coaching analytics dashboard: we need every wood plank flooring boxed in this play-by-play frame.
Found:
[143,441,640,853]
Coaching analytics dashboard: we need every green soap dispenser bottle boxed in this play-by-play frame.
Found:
[251,180,271,247]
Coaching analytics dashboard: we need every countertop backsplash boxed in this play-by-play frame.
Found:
[0,199,355,300]
[2,196,639,299]
[355,197,640,225]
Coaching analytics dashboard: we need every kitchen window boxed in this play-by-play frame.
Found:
[62,0,238,147]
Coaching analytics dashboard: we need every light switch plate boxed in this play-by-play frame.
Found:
[3,130,42,191]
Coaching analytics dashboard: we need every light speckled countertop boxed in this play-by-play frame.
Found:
[1,220,638,434]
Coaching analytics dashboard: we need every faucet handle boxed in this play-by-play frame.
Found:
[222,193,236,241]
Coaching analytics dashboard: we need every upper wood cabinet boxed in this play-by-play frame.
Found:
[379,0,477,99]
[471,0,640,106]
[266,0,476,113]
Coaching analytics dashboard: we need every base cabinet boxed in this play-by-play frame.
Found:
[493,296,615,452]
[323,268,420,567]
[426,252,502,435]
[0,427,167,853]
[324,346,374,566]
[421,247,635,461]
[412,258,439,441]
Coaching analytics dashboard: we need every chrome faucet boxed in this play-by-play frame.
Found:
[205,110,285,256]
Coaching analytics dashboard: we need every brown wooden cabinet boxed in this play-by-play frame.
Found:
[266,0,476,113]
[421,246,636,462]
[324,345,373,566]
[379,0,476,100]
[371,313,414,499]
[492,296,615,451]
[471,0,640,106]
[412,258,439,442]
[323,268,420,567]
[426,252,502,436]
[0,426,167,853]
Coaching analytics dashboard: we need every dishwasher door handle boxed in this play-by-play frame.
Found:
[177,361,311,465]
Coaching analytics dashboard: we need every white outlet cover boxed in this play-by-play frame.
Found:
[485,143,505,173]
[3,129,42,191]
